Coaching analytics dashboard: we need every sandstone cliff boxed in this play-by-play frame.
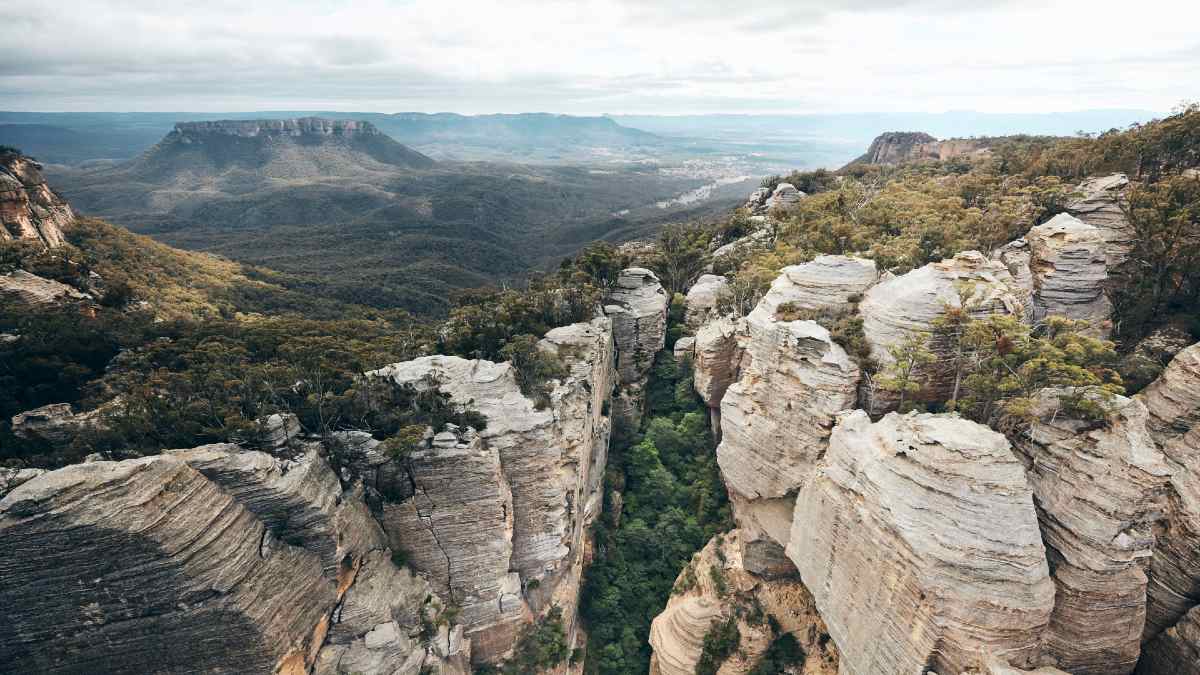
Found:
[604,268,668,434]
[1067,174,1137,270]
[852,131,993,166]
[1026,213,1113,336]
[0,150,71,248]
[364,317,614,664]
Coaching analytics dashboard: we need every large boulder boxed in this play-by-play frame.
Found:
[1026,213,1113,336]
[766,182,804,210]
[787,411,1054,675]
[0,457,337,673]
[11,401,104,444]
[1139,344,1200,641]
[0,150,71,248]
[1013,391,1168,674]
[1067,174,1136,269]
[755,255,878,317]
[604,268,668,432]
[860,251,1027,410]
[0,269,89,308]
[684,274,729,329]
[649,530,839,675]
[364,317,614,663]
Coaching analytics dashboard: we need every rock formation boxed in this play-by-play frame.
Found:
[1138,604,1200,675]
[0,149,71,247]
[11,401,105,444]
[860,250,1027,409]
[1139,344,1200,644]
[364,317,614,664]
[787,411,1055,675]
[1026,213,1113,336]
[604,268,668,433]
[766,182,804,210]
[684,274,729,329]
[755,255,878,317]
[1013,390,1168,674]
[0,269,89,308]
[853,131,992,166]
[649,530,839,675]
[1067,174,1136,269]
[743,186,771,214]
[692,315,745,412]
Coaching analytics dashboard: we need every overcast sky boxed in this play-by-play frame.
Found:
[1,0,1197,114]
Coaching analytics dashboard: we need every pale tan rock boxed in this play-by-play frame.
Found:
[604,268,668,432]
[0,151,71,248]
[1139,344,1200,641]
[673,336,696,362]
[10,401,104,444]
[860,251,1027,410]
[788,411,1054,675]
[649,530,839,675]
[1013,390,1169,674]
[0,457,336,673]
[685,274,730,329]
[0,269,88,307]
[756,255,878,317]
[692,315,746,410]
[1067,174,1135,269]
[364,317,614,664]
[1026,213,1113,336]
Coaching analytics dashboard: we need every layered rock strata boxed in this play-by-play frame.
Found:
[649,530,839,675]
[364,317,614,663]
[860,250,1027,410]
[1026,213,1113,336]
[1013,391,1168,674]
[787,411,1054,675]
[1137,604,1200,675]
[1067,174,1136,269]
[1140,344,1200,642]
[684,274,729,329]
[604,268,668,433]
[0,269,89,308]
[0,150,71,247]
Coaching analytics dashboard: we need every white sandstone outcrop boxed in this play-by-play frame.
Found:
[1067,174,1136,269]
[787,411,1054,675]
[604,268,668,432]
[1139,344,1200,642]
[860,250,1027,409]
[755,255,877,317]
[0,269,89,308]
[649,530,839,675]
[684,274,729,329]
[766,182,804,210]
[0,150,72,248]
[692,315,745,411]
[364,317,614,664]
[1013,390,1168,674]
[1026,213,1113,336]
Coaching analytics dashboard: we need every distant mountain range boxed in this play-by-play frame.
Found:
[47,117,726,314]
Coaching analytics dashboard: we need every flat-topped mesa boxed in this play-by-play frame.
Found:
[860,250,1027,412]
[1066,173,1137,270]
[1013,390,1169,674]
[1026,213,1113,337]
[1138,343,1200,643]
[363,317,614,664]
[604,268,669,434]
[171,117,387,139]
[788,411,1055,675]
[0,149,71,247]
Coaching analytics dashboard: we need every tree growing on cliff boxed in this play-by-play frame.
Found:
[876,333,936,412]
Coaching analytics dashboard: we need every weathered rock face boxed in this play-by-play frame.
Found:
[856,131,991,166]
[0,269,89,308]
[0,151,71,248]
[1013,391,1168,674]
[604,268,668,433]
[1139,344,1200,642]
[692,315,745,411]
[743,186,771,214]
[788,411,1054,675]
[172,117,388,139]
[860,250,1027,409]
[1137,604,1200,675]
[1026,213,1113,336]
[11,401,104,444]
[684,274,729,329]
[649,530,839,675]
[1067,174,1136,269]
[364,317,614,663]
[766,182,804,210]
[756,255,878,317]
[711,227,774,263]
[716,298,859,549]
[316,549,471,675]
[0,457,337,673]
